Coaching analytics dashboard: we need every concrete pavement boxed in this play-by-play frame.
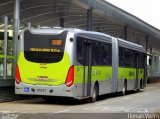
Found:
[0,82,160,119]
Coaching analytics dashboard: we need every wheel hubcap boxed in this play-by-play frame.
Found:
[93,90,96,99]
[122,84,126,95]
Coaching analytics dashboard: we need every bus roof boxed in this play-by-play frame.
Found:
[25,27,146,53]
[117,38,146,53]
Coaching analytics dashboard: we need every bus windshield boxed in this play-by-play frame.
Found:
[23,30,67,63]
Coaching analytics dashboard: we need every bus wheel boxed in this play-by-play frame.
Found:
[90,84,98,103]
[137,79,143,92]
[43,96,52,102]
[122,81,127,96]
[140,79,143,89]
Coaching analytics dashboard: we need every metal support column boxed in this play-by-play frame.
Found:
[124,25,128,40]
[146,36,149,52]
[59,18,64,27]
[12,0,20,79]
[150,47,152,54]
[3,16,8,80]
[145,36,149,87]
[87,8,93,31]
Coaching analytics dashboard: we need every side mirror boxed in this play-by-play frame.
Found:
[149,58,152,65]
[18,35,20,40]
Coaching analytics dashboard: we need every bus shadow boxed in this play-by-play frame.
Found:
[16,90,144,106]
[97,90,144,102]
[41,96,93,105]
[41,90,144,105]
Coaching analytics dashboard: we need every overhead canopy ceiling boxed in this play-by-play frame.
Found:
[0,0,160,54]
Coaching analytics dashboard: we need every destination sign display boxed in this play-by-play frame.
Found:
[30,48,60,52]
[51,39,62,46]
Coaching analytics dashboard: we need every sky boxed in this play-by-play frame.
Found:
[105,0,160,30]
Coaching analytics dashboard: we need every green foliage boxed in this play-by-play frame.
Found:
[0,37,13,63]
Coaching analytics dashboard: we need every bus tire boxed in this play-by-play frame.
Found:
[43,96,52,102]
[122,80,127,96]
[90,84,98,103]
[140,79,143,89]
[137,79,143,92]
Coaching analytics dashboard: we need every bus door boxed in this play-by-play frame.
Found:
[83,39,92,97]
[135,53,139,89]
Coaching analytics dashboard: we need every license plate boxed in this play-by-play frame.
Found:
[36,89,46,92]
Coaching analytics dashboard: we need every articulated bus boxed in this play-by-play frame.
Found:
[15,27,147,102]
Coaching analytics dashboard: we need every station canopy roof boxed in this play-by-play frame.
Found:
[0,0,160,53]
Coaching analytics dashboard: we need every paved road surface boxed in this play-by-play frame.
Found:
[0,82,160,119]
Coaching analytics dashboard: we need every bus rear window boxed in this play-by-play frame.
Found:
[24,30,67,63]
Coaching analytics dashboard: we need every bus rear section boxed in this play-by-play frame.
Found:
[15,29,75,97]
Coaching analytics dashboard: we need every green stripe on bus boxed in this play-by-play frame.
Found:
[74,66,112,83]
[74,66,144,83]
[0,55,15,59]
[118,67,144,80]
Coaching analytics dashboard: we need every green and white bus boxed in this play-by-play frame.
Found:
[15,27,147,102]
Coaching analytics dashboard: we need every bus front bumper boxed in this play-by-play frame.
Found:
[15,82,74,97]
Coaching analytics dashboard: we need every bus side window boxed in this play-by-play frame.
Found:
[119,47,125,67]
[96,42,101,65]
[101,44,110,65]
[92,42,101,66]
[124,49,130,67]
[76,37,84,64]
[130,50,135,68]
[92,42,96,65]
[101,44,106,65]
[138,54,144,68]
[109,44,112,65]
